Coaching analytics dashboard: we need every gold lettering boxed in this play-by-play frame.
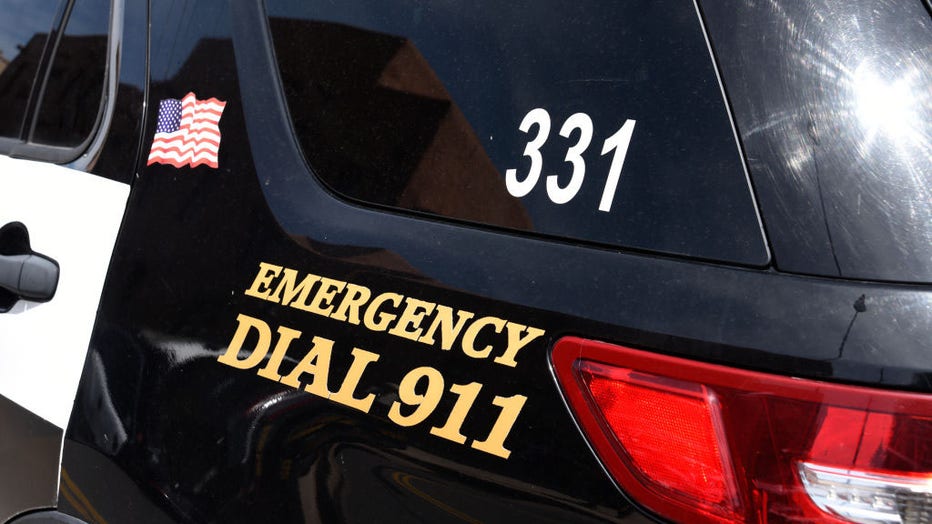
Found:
[217,314,272,369]
[363,292,403,332]
[239,262,545,372]
[471,394,527,459]
[430,382,482,444]
[461,316,506,359]
[244,263,283,301]
[331,283,372,324]
[280,336,334,397]
[494,323,545,368]
[388,298,436,341]
[388,366,445,427]
[303,277,346,317]
[419,305,475,350]
[269,269,320,309]
[256,325,303,381]
[330,348,380,412]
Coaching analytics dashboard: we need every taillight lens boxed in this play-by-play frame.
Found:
[552,337,932,524]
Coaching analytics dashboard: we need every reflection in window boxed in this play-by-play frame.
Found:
[266,1,770,265]
[32,0,109,147]
[0,0,64,138]
[270,19,532,229]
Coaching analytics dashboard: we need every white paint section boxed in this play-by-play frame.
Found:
[0,155,128,429]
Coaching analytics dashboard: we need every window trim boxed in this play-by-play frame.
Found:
[0,0,121,166]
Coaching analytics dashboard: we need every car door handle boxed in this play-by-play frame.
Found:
[0,253,59,302]
[0,222,59,311]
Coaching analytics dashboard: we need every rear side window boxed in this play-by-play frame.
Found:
[0,0,64,139]
[0,0,109,154]
[32,0,109,147]
[265,0,769,266]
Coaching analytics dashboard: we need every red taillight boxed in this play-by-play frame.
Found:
[582,363,740,520]
[552,337,932,524]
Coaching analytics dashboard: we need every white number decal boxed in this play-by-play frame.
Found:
[505,108,551,197]
[599,119,636,212]
[506,108,636,212]
[547,113,593,204]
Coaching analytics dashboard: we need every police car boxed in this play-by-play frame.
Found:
[1,0,931,522]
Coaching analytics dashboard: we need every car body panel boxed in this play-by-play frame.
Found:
[701,0,932,282]
[0,0,928,523]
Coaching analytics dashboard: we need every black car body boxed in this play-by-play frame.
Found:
[0,0,930,523]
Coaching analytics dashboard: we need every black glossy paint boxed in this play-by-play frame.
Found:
[0,394,62,523]
[59,1,931,523]
[700,0,932,283]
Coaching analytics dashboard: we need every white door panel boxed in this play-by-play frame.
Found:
[0,155,128,429]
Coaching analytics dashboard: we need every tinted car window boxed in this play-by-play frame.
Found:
[31,0,109,147]
[0,0,64,139]
[266,0,770,266]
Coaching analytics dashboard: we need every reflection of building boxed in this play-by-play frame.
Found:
[0,32,106,145]
[32,34,107,146]
[270,19,532,229]
[0,36,45,137]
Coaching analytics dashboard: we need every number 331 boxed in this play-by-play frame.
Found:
[505,108,635,212]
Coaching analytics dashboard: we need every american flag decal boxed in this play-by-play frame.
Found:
[147,92,226,169]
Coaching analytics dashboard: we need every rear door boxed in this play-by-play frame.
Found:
[0,0,129,521]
